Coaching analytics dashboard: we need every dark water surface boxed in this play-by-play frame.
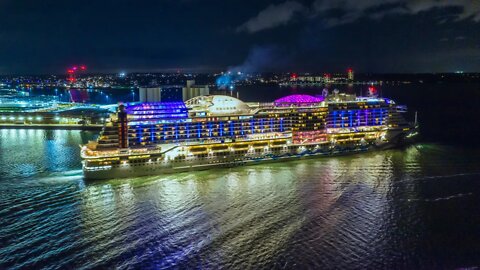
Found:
[1,83,480,269]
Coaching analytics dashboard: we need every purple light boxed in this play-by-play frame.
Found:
[126,101,187,112]
[274,95,324,106]
[125,102,189,126]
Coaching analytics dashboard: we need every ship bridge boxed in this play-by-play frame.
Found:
[185,95,252,116]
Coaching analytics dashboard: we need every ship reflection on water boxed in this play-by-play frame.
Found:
[31,144,470,269]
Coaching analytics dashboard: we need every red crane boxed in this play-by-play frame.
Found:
[67,65,87,83]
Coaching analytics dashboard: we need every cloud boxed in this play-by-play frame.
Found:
[238,0,480,32]
[237,1,305,33]
[315,0,480,27]
[228,45,289,72]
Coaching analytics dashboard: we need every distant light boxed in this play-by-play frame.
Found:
[119,72,126,77]
[19,116,25,121]
[1,116,6,120]
[229,85,234,90]
[27,116,33,120]
[36,116,43,121]
[9,116,15,120]
[54,116,60,121]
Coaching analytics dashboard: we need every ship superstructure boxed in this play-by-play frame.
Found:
[81,93,418,179]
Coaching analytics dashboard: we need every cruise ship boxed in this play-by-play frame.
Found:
[81,92,418,180]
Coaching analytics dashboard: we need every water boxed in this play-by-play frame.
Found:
[1,83,480,269]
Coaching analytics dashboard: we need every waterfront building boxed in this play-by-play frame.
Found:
[348,69,354,81]
[182,80,209,101]
[139,87,162,103]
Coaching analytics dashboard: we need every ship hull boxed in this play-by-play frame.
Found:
[83,142,398,180]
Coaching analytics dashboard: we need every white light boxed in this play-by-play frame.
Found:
[19,116,25,121]
[0,116,6,120]
[36,116,43,121]
[9,116,15,120]
[27,117,33,120]
[54,117,60,121]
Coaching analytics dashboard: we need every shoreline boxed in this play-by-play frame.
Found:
[0,124,103,131]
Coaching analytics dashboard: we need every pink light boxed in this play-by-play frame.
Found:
[274,94,324,105]
[80,65,86,70]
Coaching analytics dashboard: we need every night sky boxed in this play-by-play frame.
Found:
[1,0,479,74]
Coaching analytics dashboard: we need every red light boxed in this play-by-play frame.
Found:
[347,68,353,73]
[291,73,297,79]
[67,69,74,74]
[80,65,86,70]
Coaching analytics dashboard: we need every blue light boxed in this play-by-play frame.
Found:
[197,123,201,138]
[350,110,353,127]
[219,121,224,137]
[230,121,234,137]
[341,111,344,128]
[137,128,142,143]
[357,110,361,126]
[333,111,337,127]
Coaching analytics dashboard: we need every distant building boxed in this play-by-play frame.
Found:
[348,69,354,81]
[182,80,209,101]
[139,87,162,102]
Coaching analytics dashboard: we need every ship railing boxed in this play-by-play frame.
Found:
[396,105,408,113]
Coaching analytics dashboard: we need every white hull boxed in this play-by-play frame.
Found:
[83,144,380,180]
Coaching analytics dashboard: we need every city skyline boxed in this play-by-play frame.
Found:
[1,0,479,75]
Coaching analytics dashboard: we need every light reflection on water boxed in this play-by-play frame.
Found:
[1,130,480,269]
